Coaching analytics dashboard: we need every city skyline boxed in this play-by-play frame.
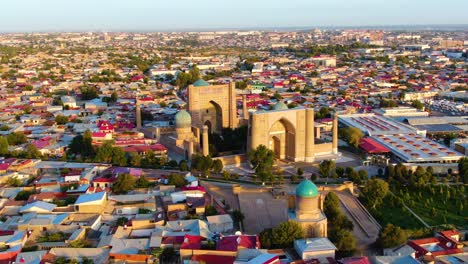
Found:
[1,0,468,32]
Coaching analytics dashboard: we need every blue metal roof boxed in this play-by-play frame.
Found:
[75,192,106,205]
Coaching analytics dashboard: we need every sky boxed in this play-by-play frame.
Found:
[1,0,467,32]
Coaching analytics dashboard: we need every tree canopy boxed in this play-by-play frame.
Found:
[112,174,135,194]
[167,173,188,187]
[361,178,389,209]
[377,224,408,249]
[339,127,364,149]
[260,221,305,249]
[249,144,275,183]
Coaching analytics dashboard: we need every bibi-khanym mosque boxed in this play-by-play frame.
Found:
[136,80,337,237]
[144,80,339,162]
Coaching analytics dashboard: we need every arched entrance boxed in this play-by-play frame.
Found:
[204,120,212,134]
[268,119,295,160]
[271,136,281,158]
[204,101,223,134]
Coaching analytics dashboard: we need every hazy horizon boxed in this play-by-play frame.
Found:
[1,0,468,33]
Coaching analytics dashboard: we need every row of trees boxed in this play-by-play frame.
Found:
[111,174,153,194]
[191,154,224,176]
[339,127,364,149]
[324,193,356,257]
[174,66,200,88]
[259,221,305,249]
[67,131,172,169]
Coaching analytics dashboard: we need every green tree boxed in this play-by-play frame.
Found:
[129,152,142,167]
[324,192,341,219]
[15,190,35,201]
[6,132,27,145]
[134,175,150,188]
[259,229,273,249]
[339,127,364,149]
[212,159,223,174]
[358,169,368,181]
[7,177,21,187]
[232,209,245,223]
[167,173,188,187]
[95,141,114,163]
[24,144,41,159]
[191,154,213,176]
[249,145,275,183]
[68,130,94,159]
[110,91,118,102]
[205,205,218,216]
[329,228,356,257]
[179,160,189,171]
[319,160,336,180]
[458,157,468,184]
[270,221,305,248]
[69,239,89,248]
[111,147,127,166]
[361,178,389,209]
[297,168,304,177]
[116,217,129,226]
[411,100,424,110]
[80,85,98,100]
[55,115,69,125]
[377,224,408,249]
[0,137,9,155]
[112,174,136,194]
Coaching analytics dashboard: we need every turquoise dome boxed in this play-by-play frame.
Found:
[175,110,192,128]
[273,101,288,111]
[193,79,211,87]
[296,180,319,197]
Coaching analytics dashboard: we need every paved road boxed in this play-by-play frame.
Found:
[335,192,380,246]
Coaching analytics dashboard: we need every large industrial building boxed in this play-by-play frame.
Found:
[339,114,464,171]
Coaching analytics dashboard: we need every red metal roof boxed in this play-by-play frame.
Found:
[191,255,236,264]
[359,138,390,153]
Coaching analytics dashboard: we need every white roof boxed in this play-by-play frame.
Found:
[295,238,337,254]
[206,214,233,225]
[19,201,57,213]
[339,113,415,136]
[372,134,464,163]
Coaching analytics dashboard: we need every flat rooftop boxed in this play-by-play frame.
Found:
[372,134,464,163]
[339,114,415,136]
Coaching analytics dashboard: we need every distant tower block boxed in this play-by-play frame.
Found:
[202,125,209,156]
[136,99,142,130]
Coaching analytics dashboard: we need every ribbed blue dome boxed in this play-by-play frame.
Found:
[193,79,211,87]
[273,101,288,111]
[296,180,319,197]
[175,110,192,128]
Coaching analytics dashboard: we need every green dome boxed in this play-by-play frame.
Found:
[193,79,211,87]
[296,180,319,197]
[175,110,192,128]
[273,101,288,111]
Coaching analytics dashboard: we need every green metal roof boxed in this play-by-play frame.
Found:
[193,79,211,87]
[296,180,319,197]
[273,101,288,111]
[175,110,192,128]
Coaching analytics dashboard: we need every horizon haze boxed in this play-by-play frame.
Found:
[1,0,468,32]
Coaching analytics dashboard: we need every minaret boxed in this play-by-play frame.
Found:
[136,99,142,130]
[332,113,338,154]
[305,108,315,162]
[242,94,248,120]
[202,125,209,156]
